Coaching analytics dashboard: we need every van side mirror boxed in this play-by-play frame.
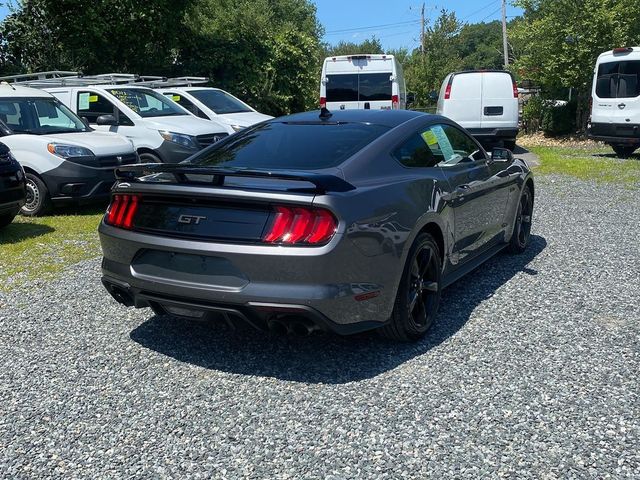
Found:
[96,114,117,126]
[491,147,513,162]
[428,90,439,101]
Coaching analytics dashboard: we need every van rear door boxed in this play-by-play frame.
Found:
[593,58,640,125]
[446,73,482,129]
[480,72,517,130]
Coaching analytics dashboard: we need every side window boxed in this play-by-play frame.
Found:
[163,92,210,119]
[77,91,133,126]
[441,125,485,162]
[392,134,439,168]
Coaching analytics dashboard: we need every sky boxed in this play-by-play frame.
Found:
[0,1,523,52]
[313,0,523,50]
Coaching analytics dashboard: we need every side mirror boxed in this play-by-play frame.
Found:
[80,116,91,128]
[491,147,513,162]
[428,90,439,101]
[406,92,416,105]
[96,114,117,126]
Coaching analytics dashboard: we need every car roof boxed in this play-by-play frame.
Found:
[0,84,54,98]
[275,109,434,128]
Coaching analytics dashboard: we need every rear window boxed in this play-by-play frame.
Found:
[192,121,389,170]
[596,60,640,98]
[325,73,392,102]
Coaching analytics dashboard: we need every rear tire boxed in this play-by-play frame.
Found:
[0,212,17,229]
[138,152,162,163]
[507,184,533,254]
[21,173,52,217]
[380,233,442,342]
[503,139,516,151]
[612,145,637,158]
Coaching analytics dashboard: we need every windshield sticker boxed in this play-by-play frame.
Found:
[110,89,141,113]
[78,93,90,110]
[429,125,455,161]
[172,95,181,102]
[89,95,98,103]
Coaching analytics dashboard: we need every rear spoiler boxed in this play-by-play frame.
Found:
[115,163,356,193]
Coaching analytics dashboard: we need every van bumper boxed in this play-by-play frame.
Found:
[466,127,519,140]
[588,123,640,145]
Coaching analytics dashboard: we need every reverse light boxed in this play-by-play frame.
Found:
[263,205,337,245]
[105,194,140,229]
[392,95,399,109]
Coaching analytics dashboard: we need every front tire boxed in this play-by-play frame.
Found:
[21,173,52,217]
[0,211,17,229]
[380,233,442,341]
[612,145,637,158]
[138,152,162,163]
[507,184,533,254]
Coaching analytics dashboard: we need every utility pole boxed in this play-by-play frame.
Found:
[421,2,425,57]
[501,0,509,67]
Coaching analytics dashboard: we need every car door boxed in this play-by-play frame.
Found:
[423,123,508,264]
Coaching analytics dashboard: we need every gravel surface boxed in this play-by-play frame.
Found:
[1,175,638,479]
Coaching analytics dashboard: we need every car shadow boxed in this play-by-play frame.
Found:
[130,235,547,384]
[512,145,530,155]
[591,152,640,160]
[0,222,55,244]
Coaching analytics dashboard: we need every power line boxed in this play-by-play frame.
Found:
[324,19,421,35]
[461,0,500,21]
[479,6,502,23]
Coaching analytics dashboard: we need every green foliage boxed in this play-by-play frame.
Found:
[541,101,576,136]
[457,21,504,70]
[522,96,545,133]
[0,0,323,116]
[322,37,384,57]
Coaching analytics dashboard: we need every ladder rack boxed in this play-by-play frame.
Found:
[0,71,210,88]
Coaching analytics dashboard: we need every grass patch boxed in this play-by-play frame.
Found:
[0,206,104,290]
[530,146,640,186]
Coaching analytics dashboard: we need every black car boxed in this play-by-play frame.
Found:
[0,142,26,229]
[99,110,534,341]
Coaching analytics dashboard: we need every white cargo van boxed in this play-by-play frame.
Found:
[320,54,406,111]
[588,47,640,157]
[157,87,272,131]
[436,70,519,150]
[46,85,234,163]
[0,84,136,215]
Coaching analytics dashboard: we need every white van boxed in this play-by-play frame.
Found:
[320,54,406,111]
[588,47,640,157]
[0,84,136,215]
[45,85,234,163]
[436,70,519,150]
[156,87,272,131]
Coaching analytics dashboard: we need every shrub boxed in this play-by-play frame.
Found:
[541,101,576,136]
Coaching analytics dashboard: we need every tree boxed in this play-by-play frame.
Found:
[457,21,504,71]
[511,0,640,129]
[322,37,384,58]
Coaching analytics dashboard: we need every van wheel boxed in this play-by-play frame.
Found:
[138,152,162,163]
[503,140,516,151]
[21,173,52,217]
[612,145,636,158]
[380,233,441,342]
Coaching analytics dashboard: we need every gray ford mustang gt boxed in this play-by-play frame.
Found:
[99,109,534,341]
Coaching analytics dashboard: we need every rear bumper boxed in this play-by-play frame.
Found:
[466,127,519,139]
[98,222,399,335]
[588,123,640,145]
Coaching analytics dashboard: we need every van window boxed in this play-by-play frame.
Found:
[595,60,640,98]
[108,88,188,117]
[326,73,392,102]
[326,74,358,102]
[163,92,210,119]
[0,97,88,134]
[193,121,390,170]
[77,91,134,126]
[189,89,253,114]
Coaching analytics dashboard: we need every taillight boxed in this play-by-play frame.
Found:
[513,81,519,98]
[392,95,399,109]
[263,205,337,245]
[105,194,140,229]
[444,78,453,100]
[320,96,326,109]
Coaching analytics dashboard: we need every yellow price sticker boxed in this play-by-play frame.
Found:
[421,130,438,145]
[172,95,181,102]
[89,95,98,103]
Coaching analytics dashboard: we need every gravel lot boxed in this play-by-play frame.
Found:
[1,175,638,479]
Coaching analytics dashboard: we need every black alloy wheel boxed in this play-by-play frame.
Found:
[382,233,441,341]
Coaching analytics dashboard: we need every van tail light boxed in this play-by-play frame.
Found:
[392,95,399,109]
[320,96,326,109]
[513,81,519,98]
[105,194,140,229]
[263,205,337,245]
[444,77,453,100]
